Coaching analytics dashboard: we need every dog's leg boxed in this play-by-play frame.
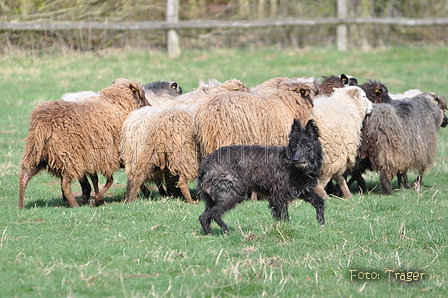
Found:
[268,195,290,221]
[303,192,325,224]
[199,209,214,234]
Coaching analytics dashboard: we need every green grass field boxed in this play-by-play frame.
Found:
[0,46,447,297]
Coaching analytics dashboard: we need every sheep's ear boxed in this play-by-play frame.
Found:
[349,88,359,97]
[340,74,348,85]
[375,88,382,95]
[305,119,320,137]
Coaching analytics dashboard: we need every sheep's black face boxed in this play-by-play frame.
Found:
[286,119,323,175]
[143,80,183,97]
[360,81,392,104]
[442,114,448,128]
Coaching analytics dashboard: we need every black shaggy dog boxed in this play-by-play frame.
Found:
[197,119,325,235]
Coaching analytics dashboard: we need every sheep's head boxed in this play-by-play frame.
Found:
[143,80,183,105]
[202,79,250,94]
[340,74,358,87]
[219,79,250,92]
[433,94,448,128]
[290,80,319,108]
[318,74,357,95]
[338,86,373,116]
[101,78,148,108]
[360,80,392,104]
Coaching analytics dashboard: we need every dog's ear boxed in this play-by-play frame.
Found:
[289,119,303,135]
[305,119,320,137]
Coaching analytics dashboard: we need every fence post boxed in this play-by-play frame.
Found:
[337,0,347,51]
[166,0,181,59]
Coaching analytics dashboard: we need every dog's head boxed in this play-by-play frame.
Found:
[287,119,323,175]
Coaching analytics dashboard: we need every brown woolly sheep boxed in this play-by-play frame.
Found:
[194,77,318,161]
[121,79,251,203]
[356,92,447,194]
[19,78,148,208]
[310,86,373,199]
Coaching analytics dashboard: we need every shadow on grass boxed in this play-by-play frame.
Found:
[24,184,198,209]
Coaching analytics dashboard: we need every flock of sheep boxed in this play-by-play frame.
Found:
[18,73,448,215]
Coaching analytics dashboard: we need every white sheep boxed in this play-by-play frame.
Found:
[309,86,373,199]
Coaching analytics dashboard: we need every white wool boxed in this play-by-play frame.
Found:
[60,91,99,102]
[389,89,423,100]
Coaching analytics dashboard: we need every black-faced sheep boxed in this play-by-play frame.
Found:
[121,79,250,203]
[143,80,183,105]
[360,80,393,104]
[318,74,358,96]
[19,78,148,208]
[194,77,318,161]
[197,119,324,234]
[341,80,394,193]
[357,92,447,194]
[310,86,373,199]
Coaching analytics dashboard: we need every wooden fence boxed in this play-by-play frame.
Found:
[1,0,448,57]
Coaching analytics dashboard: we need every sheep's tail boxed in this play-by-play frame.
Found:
[18,121,51,208]
[20,121,50,170]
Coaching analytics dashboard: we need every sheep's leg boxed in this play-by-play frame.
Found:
[403,171,411,188]
[413,172,423,191]
[347,172,366,194]
[91,176,114,207]
[250,191,258,201]
[325,180,335,195]
[177,176,194,203]
[18,165,44,209]
[164,172,182,197]
[78,175,92,204]
[302,191,325,224]
[380,171,393,195]
[61,175,79,207]
[89,174,99,195]
[139,183,152,198]
[334,174,353,199]
[315,178,331,200]
[125,172,147,203]
[153,173,167,197]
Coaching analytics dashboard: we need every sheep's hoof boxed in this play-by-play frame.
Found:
[89,199,105,207]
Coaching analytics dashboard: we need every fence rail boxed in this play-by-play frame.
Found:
[2,17,448,31]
